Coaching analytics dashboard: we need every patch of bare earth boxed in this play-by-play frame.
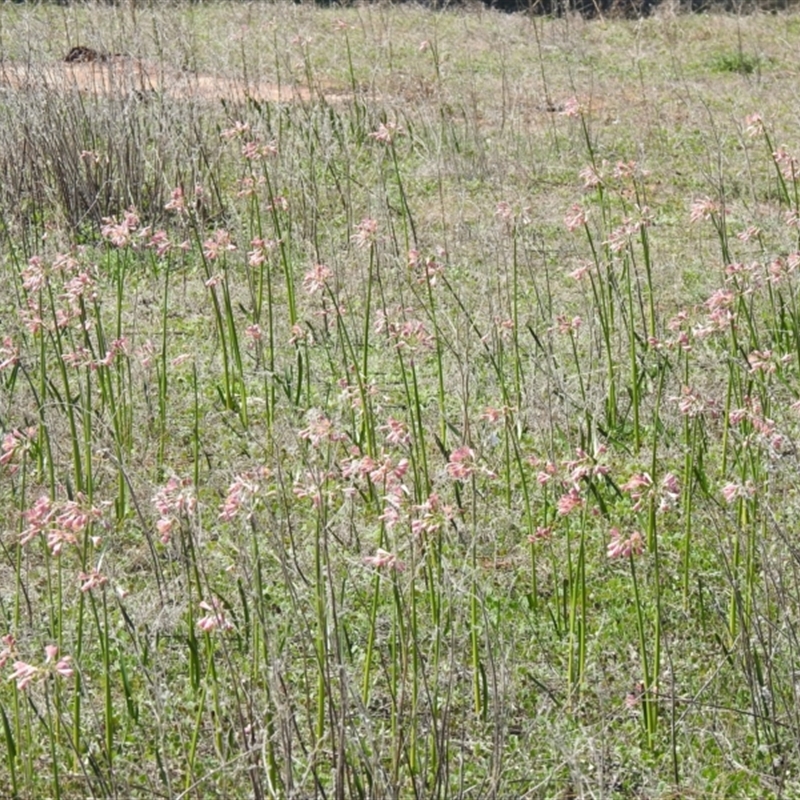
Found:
[0,49,349,104]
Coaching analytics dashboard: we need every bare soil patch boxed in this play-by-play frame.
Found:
[0,48,349,104]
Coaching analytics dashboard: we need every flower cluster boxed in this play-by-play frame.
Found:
[340,450,409,526]
[0,427,35,475]
[607,528,644,559]
[375,310,435,352]
[299,409,346,448]
[219,467,271,522]
[20,493,105,555]
[0,336,18,371]
[101,207,140,248]
[152,476,197,544]
[198,598,234,633]
[363,548,406,572]
[203,229,237,261]
[369,122,404,145]
[729,395,786,454]
[620,471,680,513]
[5,641,74,692]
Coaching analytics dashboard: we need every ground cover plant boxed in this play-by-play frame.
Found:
[3,2,800,797]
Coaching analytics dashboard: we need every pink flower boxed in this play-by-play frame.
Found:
[11,642,73,684]
[248,237,277,267]
[568,263,591,281]
[721,483,739,503]
[773,148,799,181]
[660,473,681,511]
[560,96,582,118]
[8,660,38,691]
[411,492,454,537]
[690,197,719,223]
[747,349,775,374]
[0,427,35,473]
[393,320,434,351]
[147,230,172,257]
[20,495,53,545]
[446,446,476,480]
[621,472,653,512]
[303,264,333,294]
[738,226,762,243]
[0,635,15,669]
[220,120,250,140]
[721,481,755,504]
[245,324,262,344]
[54,656,74,680]
[369,122,404,144]
[137,340,156,369]
[674,386,717,418]
[551,314,582,334]
[605,222,635,253]
[579,164,602,189]
[241,139,278,160]
[557,486,583,516]
[218,469,268,522]
[164,186,186,213]
[56,497,102,534]
[381,418,411,446]
[267,196,288,213]
[198,599,234,633]
[412,254,445,286]
[47,527,78,556]
[0,337,19,371]
[153,475,196,542]
[299,410,343,447]
[169,353,192,367]
[621,473,653,494]
[612,160,638,181]
[79,569,108,593]
[363,548,406,572]
[203,230,236,261]
[745,113,764,137]
[62,347,95,369]
[369,456,408,485]
[379,501,402,529]
[96,338,127,368]
[352,218,378,248]
[607,528,644,559]
[45,645,71,675]
[101,207,139,247]
[528,526,552,542]
[480,406,504,424]
[22,256,47,292]
[156,517,174,543]
[293,474,324,508]
[564,203,587,232]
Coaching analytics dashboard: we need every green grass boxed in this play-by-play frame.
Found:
[2,2,800,798]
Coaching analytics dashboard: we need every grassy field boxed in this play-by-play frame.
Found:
[3,2,800,797]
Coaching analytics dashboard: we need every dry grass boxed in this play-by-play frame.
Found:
[0,51,350,104]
